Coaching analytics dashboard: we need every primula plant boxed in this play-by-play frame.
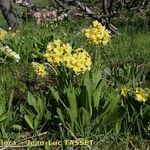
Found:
[0,16,149,149]
[49,69,126,137]
[31,39,92,88]
[28,21,119,137]
[120,86,150,136]
[83,20,111,65]
[121,86,150,103]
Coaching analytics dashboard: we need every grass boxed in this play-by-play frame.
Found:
[0,4,150,150]
[105,28,150,65]
[1,18,150,63]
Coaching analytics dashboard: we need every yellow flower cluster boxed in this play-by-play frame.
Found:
[44,40,92,75]
[0,28,20,42]
[135,88,149,102]
[121,86,149,102]
[44,39,72,65]
[31,62,47,77]
[66,48,92,75]
[0,46,20,62]
[0,28,7,41]
[121,87,129,98]
[84,20,111,45]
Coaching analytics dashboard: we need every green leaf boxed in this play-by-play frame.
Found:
[102,93,120,116]
[37,97,45,115]
[126,65,131,79]
[66,87,78,123]
[24,115,34,130]
[93,92,122,130]
[92,80,106,109]
[22,106,36,118]
[27,92,38,113]
[103,67,111,76]
[34,114,41,129]
[115,121,121,135]
[92,70,102,87]
[84,72,94,94]
[0,57,6,62]
[49,87,60,102]
[0,105,5,116]
[20,104,26,114]
[80,107,91,128]
[1,125,7,138]
[143,105,150,120]
[0,114,7,123]
[8,90,14,113]
[11,124,22,130]
[44,111,51,121]
[57,108,65,125]
[83,73,93,115]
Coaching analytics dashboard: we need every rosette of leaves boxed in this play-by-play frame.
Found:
[20,92,51,131]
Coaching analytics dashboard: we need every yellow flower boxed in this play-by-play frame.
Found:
[54,55,63,64]
[44,40,92,75]
[32,62,47,77]
[135,88,149,102]
[0,46,20,62]
[0,28,7,41]
[62,43,72,53]
[53,47,64,54]
[121,87,129,98]
[44,53,54,63]
[63,53,72,62]
[53,39,62,46]
[93,20,100,27]
[84,20,111,45]
[45,39,73,66]
[47,42,54,51]
[66,48,92,75]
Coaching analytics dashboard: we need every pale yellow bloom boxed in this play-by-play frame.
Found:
[66,48,92,75]
[53,39,62,46]
[44,40,92,75]
[121,87,129,98]
[93,20,100,27]
[62,43,72,53]
[45,40,72,66]
[63,53,72,62]
[32,62,47,77]
[135,88,149,102]
[84,20,111,45]
[0,46,20,62]
[0,28,7,41]
[47,42,54,51]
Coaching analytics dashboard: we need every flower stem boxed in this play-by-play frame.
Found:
[93,46,97,67]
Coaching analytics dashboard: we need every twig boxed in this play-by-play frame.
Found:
[17,131,48,143]
[0,145,44,149]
